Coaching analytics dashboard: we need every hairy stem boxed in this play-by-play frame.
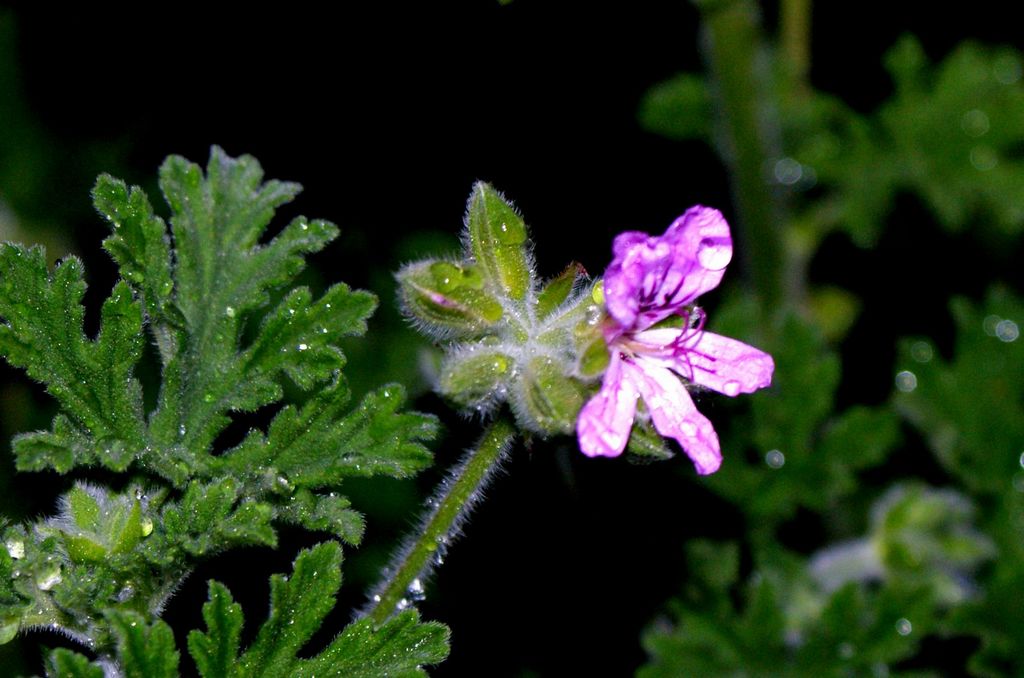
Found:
[364,418,516,627]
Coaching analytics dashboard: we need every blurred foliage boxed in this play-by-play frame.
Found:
[639,3,1024,676]
[641,34,1024,249]
[706,296,901,534]
[894,289,1024,496]
[641,483,995,677]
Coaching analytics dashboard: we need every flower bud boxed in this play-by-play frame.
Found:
[536,262,585,320]
[466,182,531,301]
[397,260,504,337]
[439,347,514,410]
[516,356,587,435]
[50,484,145,563]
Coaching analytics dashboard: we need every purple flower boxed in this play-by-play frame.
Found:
[576,206,774,474]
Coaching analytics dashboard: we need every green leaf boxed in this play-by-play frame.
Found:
[275,489,365,544]
[0,246,146,474]
[302,610,449,678]
[188,581,243,678]
[45,648,105,678]
[221,380,436,492]
[147,147,352,462]
[705,297,900,531]
[244,282,376,391]
[188,542,448,678]
[157,480,276,557]
[879,37,1024,236]
[638,72,712,141]
[894,287,1024,495]
[94,173,176,328]
[0,148,447,670]
[107,610,180,678]
[640,545,941,678]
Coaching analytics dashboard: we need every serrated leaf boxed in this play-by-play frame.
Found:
[94,173,175,326]
[147,147,350,461]
[45,648,105,678]
[222,381,436,490]
[303,610,449,678]
[0,246,146,474]
[188,581,243,678]
[107,610,180,678]
[245,283,376,391]
[188,542,448,677]
[879,37,1024,235]
[641,554,939,678]
[276,489,365,544]
[157,480,276,556]
[1,148,447,672]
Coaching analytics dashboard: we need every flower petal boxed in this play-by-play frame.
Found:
[636,328,775,396]
[686,331,775,396]
[576,353,639,457]
[603,207,733,332]
[626,357,722,475]
[662,206,732,305]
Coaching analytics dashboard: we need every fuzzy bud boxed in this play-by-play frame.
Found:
[466,182,531,301]
[439,347,514,410]
[397,259,504,337]
[515,356,587,435]
[48,484,146,564]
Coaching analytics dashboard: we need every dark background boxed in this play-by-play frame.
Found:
[2,3,1023,675]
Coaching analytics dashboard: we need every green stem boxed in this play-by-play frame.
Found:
[365,418,516,627]
[781,0,812,96]
[694,0,805,310]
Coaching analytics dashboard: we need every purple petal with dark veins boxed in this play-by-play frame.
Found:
[632,328,774,397]
[603,207,733,332]
[577,353,639,457]
[627,357,722,475]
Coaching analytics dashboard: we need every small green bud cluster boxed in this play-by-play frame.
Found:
[397,183,604,436]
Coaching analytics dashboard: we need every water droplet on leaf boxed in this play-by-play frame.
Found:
[765,449,785,468]
[408,578,426,602]
[910,341,933,363]
[970,146,998,171]
[961,109,990,137]
[36,564,62,591]
[5,540,24,559]
[895,370,917,392]
[995,319,1019,342]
